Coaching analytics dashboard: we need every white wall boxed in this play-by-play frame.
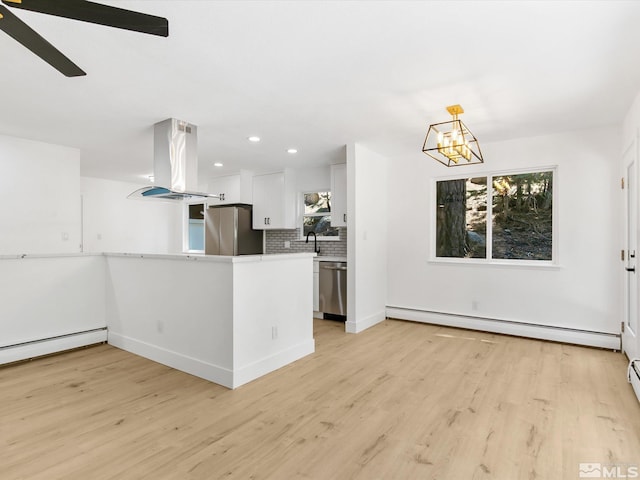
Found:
[347,143,389,333]
[0,255,106,348]
[233,255,314,386]
[0,254,108,363]
[106,255,235,386]
[0,134,81,254]
[0,134,181,256]
[623,91,640,146]
[387,126,621,338]
[81,177,182,254]
[295,165,332,192]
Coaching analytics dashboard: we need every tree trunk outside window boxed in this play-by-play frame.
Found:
[436,179,467,257]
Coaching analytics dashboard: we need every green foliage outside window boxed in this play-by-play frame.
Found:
[303,192,339,237]
[436,170,553,261]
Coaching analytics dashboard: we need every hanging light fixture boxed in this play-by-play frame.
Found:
[422,104,484,167]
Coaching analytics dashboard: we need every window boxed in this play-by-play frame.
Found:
[301,191,339,239]
[434,168,555,263]
[186,203,204,252]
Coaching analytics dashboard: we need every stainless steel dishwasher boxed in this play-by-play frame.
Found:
[319,261,347,317]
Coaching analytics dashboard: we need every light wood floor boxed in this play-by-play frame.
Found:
[1,319,639,480]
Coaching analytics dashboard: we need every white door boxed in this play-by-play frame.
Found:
[623,138,638,359]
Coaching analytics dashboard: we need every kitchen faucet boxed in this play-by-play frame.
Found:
[305,231,320,255]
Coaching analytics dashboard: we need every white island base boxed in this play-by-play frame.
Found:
[106,253,315,389]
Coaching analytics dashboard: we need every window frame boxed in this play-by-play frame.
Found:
[183,200,205,253]
[430,165,559,267]
[298,190,341,241]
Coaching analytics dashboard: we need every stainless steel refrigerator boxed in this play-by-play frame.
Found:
[205,204,264,255]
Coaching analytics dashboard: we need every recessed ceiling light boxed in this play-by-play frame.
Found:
[248,136,260,142]
[287,148,298,154]
[214,162,223,167]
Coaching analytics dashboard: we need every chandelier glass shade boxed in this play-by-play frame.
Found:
[422,105,484,167]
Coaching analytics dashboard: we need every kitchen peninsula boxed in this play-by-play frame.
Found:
[0,252,315,389]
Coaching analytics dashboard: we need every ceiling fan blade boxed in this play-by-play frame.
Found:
[0,4,85,76]
[2,0,168,37]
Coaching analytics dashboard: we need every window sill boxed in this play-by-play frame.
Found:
[427,257,561,270]
[294,237,341,242]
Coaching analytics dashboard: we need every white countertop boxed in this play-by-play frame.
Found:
[106,252,315,263]
[0,252,103,260]
[0,252,315,263]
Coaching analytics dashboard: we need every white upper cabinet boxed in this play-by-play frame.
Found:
[205,171,254,205]
[207,174,239,204]
[331,163,347,227]
[252,170,296,229]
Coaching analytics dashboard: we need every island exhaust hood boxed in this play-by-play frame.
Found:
[128,118,221,201]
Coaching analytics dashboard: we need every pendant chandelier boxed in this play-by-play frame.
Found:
[422,105,484,167]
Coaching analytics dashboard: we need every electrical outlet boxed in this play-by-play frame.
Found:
[472,300,479,311]
[61,232,69,241]
[272,326,278,339]
[284,241,291,248]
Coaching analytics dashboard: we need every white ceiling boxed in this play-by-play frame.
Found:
[1,0,640,185]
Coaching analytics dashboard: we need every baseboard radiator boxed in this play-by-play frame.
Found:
[629,359,640,404]
[386,306,620,350]
[0,328,108,365]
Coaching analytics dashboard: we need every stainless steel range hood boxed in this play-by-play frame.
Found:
[128,118,221,201]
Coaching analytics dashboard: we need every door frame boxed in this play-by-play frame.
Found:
[622,135,638,360]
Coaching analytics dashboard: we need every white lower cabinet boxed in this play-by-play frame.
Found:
[313,261,320,312]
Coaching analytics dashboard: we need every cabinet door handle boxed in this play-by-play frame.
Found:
[626,267,636,273]
[343,213,346,222]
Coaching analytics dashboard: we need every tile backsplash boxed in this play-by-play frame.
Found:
[265,228,347,257]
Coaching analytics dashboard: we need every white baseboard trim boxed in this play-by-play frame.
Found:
[386,306,620,350]
[232,339,315,389]
[346,310,386,334]
[108,332,234,389]
[0,328,108,365]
